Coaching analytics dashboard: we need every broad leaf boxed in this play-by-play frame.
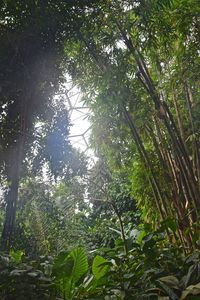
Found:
[158,276,179,289]
[92,256,110,280]
[181,282,200,300]
[70,247,88,283]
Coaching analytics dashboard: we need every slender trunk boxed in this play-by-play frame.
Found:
[1,97,27,251]
[117,23,200,213]
[79,30,193,247]
[172,87,185,142]
[185,81,200,183]
[111,202,128,255]
[163,103,200,211]
[145,123,169,172]
[114,23,200,248]
[122,105,168,220]
[79,31,168,220]
[1,142,21,251]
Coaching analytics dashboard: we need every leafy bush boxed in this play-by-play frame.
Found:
[0,251,54,300]
[1,238,200,300]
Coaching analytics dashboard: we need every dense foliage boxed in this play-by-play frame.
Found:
[1,232,200,299]
[0,0,200,299]
[64,0,200,249]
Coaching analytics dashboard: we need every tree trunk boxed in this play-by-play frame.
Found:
[172,87,185,142]
[1,142,21,252]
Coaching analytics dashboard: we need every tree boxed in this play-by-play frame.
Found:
[87,156,138,253]
[13,173,88,256]
[63,0,200,249]
[0,0,97,250]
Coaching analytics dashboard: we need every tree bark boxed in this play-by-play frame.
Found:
[1,142,22,251]
[1,100,26,251]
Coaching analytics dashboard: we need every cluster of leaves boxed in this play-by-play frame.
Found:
[0,250,54,300]
[1,227,200,300]
[10,176,90,256]
[63,0,200,247]
[0,0,95,249]
[1,1,200,298]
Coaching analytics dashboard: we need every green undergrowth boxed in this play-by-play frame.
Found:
[1,230,200,300]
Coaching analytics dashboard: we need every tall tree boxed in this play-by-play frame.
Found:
[0,0,96,250]
[64,0,200,248]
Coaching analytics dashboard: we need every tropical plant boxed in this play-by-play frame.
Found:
[64,0,200,249]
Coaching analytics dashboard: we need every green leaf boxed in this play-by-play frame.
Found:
[158,276,179,289]
[9,249,24,264]
[53,252,73,278]
[0,255,9,267]
[184,264,197,287]
[27,271,39,278]
[181,282,200,299]
[157,281,179,300]
[53,248,88,299]
[137,230,146,244]
[160,218,177,232]
[92,256,110,280]
[70,247,88,283]
[10,269,26,276]
[53,251,70,271]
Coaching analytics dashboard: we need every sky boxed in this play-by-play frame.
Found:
[68,90,90,150]
[64,83,95,162]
